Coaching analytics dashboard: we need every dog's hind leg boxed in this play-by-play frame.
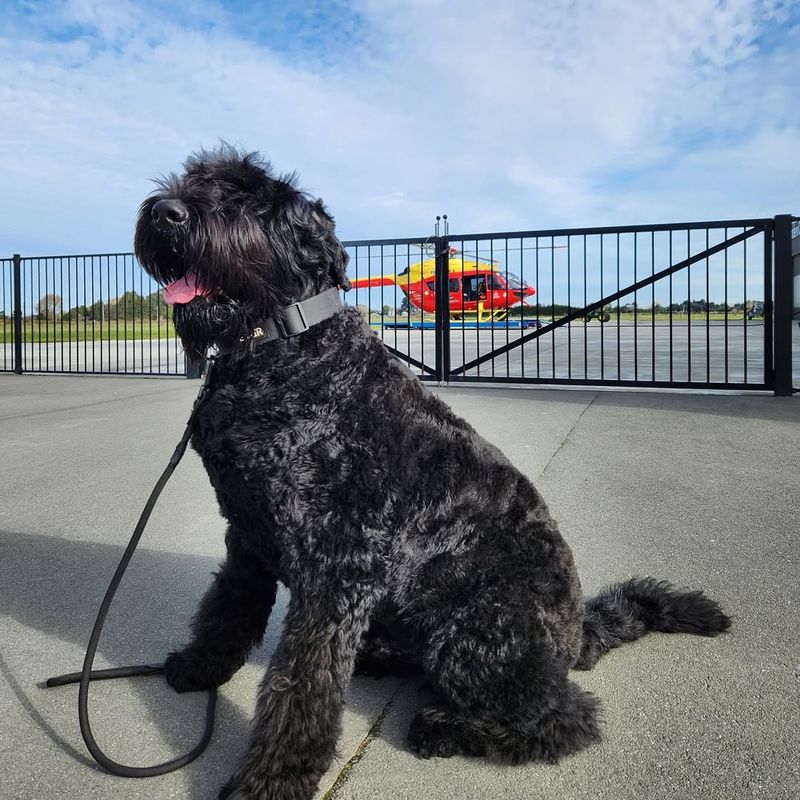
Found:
[408,679,600,764]
[407,578,600,764]
[165,529,278,693]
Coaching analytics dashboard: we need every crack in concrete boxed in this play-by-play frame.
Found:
[537,392,599,479]
[321,682,405,800]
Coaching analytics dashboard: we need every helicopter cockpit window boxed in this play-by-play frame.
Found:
[462,276,487,300]
[426,280,436,292]
[505,272,525,290]
[486,273,504,289]
[449,278,461,292]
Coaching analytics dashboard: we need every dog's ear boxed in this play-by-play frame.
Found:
[263,191,351,304]
[311,199,351,292]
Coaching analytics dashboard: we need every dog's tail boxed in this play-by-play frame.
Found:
[574,577,731,670]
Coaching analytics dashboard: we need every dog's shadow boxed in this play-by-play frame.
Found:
[0,529,408,799]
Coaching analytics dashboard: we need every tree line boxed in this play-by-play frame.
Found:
[511,299,759,317]
[30,290,166,322]
[19,292,763,323]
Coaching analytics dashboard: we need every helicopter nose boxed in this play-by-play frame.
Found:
[151,199,189,230]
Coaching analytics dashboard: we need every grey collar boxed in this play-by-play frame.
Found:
[215,287,343,355]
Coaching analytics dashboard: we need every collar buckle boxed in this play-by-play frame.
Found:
[274,300,309,338]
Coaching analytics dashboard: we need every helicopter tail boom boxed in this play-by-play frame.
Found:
[348,275,398,289]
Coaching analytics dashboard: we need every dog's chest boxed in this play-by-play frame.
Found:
[191,378,345,526]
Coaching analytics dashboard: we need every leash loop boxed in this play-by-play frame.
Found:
[46,357,219,777]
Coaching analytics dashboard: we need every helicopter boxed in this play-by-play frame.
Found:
[348,247,537,324]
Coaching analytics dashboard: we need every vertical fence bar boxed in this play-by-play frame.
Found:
[773,215,793,395]
[669,231,675,380]
[28,256,34,370]
[651,232,656,382]
[705,228,710,383]
[724,228,728,384]
[634,232,638,381]
[473,239,481,377]
[1,260,7,372]
[434,235,450,382]
[743,231,748,383]
[687,229,692,382]
[616,233,620,380]
[533,237,539,379]
[13,254,23,374]
[59,257,65,371]
[489,238,495,378]
[583,236,588,380]
[504,237,510,377]
[115,255,121,373]
[459,244,466,377]
[763,222,774,388]
[551,236,555,377]
[566,236,572,379]
[600,235,604,381]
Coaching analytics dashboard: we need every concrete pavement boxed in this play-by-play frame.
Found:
[1,374,798,800]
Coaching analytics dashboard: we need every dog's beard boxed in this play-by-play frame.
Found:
[173,296,252,360]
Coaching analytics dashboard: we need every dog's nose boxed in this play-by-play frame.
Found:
[151,199,189,228]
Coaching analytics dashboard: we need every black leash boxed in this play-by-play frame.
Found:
[46,357,219,777]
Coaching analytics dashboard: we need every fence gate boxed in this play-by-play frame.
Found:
[344,215,797,395]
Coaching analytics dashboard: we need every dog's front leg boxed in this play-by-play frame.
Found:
[166,530,278,693]
[220,587,377,800]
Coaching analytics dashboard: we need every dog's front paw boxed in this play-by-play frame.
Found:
[408,707,463,759]
[164,647,236,693]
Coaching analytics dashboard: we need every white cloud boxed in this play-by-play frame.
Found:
[0,0,797,256]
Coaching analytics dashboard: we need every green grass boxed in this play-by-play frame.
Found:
[2,311,759,343]
[0,319,177,343]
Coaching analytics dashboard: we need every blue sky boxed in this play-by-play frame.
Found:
[0,0,798,261]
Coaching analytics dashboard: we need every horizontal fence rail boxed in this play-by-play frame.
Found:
[2,215,796,393]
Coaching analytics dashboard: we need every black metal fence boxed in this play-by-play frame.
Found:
[2,215,797,394]
[346,215,797,395]
[1,253,182,376]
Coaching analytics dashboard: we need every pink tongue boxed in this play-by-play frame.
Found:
[163,274,207,305]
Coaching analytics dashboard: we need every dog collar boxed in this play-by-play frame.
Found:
[215,287,343,355]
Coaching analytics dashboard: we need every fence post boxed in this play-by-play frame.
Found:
[773,215,794,396]
[434,232,450,384]
[184,353,204,379]
[12,254,23,375]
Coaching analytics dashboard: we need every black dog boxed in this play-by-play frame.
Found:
[134,147,730,800]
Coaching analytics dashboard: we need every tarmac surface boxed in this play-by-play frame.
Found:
[1,373,799,800]
[5,318,800,387]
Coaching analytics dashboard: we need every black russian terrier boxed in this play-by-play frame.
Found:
[134,147,730,800]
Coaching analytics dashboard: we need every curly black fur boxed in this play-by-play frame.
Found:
[133,147,731,800]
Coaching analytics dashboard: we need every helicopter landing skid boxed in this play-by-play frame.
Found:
[379,320,536,330]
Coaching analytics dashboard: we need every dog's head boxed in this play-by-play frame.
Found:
[134,146,350,359]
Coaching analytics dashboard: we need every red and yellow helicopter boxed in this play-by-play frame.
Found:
[349,247,536,324]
